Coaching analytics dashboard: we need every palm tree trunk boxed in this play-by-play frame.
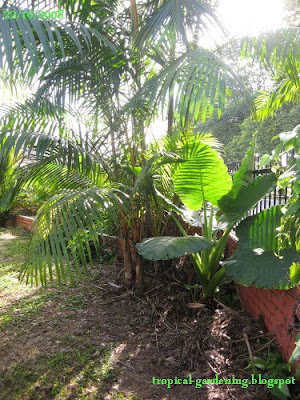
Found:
[120,212,134,287]
[167,44,176,135]
[132,219,144,293]
[129,0,146,153]
[129,0,139,35]
[167,95,174,135]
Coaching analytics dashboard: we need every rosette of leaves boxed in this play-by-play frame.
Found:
[137,141,279,298]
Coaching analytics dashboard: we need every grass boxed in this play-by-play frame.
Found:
[0,228,143,400]
[1,345,118,400]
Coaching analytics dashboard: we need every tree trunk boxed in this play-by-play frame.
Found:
[128,0,145,292]
[167,95,174,135]
[120,212,134,287]
[129,0,139,35]
[167,45,175,135]
[129,0,147,153]
[132,219,144,293]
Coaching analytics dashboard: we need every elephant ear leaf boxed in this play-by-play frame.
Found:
[136,236,213,261]
[228,145,255,197]
[217,173,277,224]
[224,206,300,289]
[173,139,232,211]
[289,333,300,365]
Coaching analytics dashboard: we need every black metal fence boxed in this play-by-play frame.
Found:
[227,153,294,217]
[226,152,295,175]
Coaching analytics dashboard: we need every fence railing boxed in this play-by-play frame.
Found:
[227,153,294,218]
[226,151,295,175]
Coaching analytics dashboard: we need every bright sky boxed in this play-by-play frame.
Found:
[218,0,285,37]
[148,0,286,142]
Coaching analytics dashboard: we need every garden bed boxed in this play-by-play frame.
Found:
[7,214,300,365]
[1,228,299,400]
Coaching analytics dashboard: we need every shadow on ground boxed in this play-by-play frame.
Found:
[0,228,276,400]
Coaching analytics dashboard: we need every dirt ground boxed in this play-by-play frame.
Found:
[0,228,297,400]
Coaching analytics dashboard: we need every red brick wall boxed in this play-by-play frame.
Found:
[9,215,35,231]
[226,236,299,363]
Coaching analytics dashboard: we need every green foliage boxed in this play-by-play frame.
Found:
[224,206,300,289]
[200,27,300,163]
[173,138,232,210]
[13,184,49,216]
[241,28,300,120]
[136,236,213,261]
[135,0,220,50]
[261,124,300,256]
[0,4,110,75]
[224,104,300,163]
[199,97,252,152]
[217,173,277,224]
[0,146,20,217]
[202,102,300,163]
[252,353,293,400]
[289,333,300,365]
[289,333,300,379]
[129,48,249,126]
[137,142,277,298]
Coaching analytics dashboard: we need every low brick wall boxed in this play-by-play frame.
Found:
[237,285,299,361]
[227,236,300,363]
[8,215,35,231]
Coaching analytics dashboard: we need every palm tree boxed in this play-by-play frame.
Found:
[0,111,179,289]
[0,0,254,290]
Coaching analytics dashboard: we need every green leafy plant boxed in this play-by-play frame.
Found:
[252,353,293,400]
[183,284,202,303]
[0,147,21,223]
[137,143,281,298]
[0,0,250,294]
[289,333,300,380]
[224,206,300,289]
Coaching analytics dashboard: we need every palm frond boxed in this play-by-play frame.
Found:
[255,77,300,120]
[240,28,300,119]
[20,185,125,285]
[127,48,250,125]
[0,129,98,175]
[240,28,299,66]
[0,8,114,74]
[135,0,222,50]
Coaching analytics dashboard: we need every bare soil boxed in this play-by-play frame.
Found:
[0,228,293,400]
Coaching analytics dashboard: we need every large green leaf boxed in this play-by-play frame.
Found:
[173,139,232,210]
[136,236,213,261]
[228,145,254,198]
[289,333,300,365]
[218,173,276,224]
[224,206,300,289]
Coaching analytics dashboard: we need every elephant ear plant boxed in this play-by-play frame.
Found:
[136,139,297,299]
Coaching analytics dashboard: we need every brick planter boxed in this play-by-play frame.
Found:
[237,285,299,361]
[227,236,300,363]
[8,215,35,231]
